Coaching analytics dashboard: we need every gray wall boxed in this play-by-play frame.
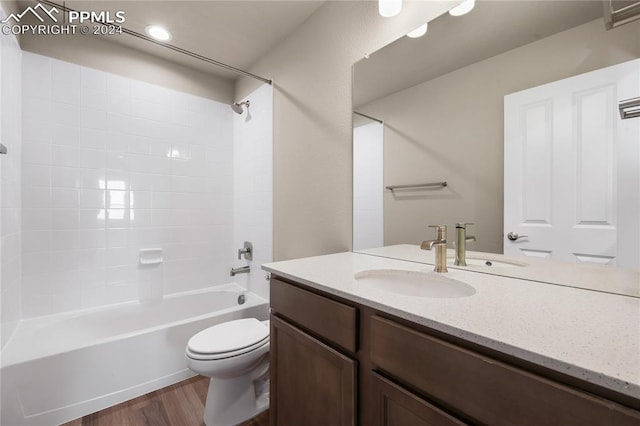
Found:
[358,19,640,254]
[236,1,455,261]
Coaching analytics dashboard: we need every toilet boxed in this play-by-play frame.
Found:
[186,318,270,426]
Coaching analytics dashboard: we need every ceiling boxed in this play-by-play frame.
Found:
[13,0,605,88]
[354,0,605,107]
[45,1,325,82]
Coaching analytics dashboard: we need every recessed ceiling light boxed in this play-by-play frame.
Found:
[406,23,428,38]
[145,25,172,42]
[449,0,475,17]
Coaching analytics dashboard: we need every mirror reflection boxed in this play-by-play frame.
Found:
[352,0,640,296]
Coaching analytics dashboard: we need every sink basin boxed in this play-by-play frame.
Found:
[354,269,475,298]
[448,257,527,268]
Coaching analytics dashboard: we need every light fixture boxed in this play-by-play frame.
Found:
[378,0,402,18]
[449,0,475,17]
[145,25,172,42]
[406,23,428,38]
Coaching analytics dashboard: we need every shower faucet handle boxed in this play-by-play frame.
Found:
[238,241,253,261]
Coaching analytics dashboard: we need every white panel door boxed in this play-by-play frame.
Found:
[504,59,640,268]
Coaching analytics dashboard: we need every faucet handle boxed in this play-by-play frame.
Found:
[428,224,447,240]
[237,241,253,260]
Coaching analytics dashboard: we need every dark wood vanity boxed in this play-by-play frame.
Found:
[269,275,640,426]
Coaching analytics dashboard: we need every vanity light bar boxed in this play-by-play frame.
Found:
[619,97,640,120]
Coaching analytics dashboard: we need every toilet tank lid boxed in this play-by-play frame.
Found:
[187,318,269,354]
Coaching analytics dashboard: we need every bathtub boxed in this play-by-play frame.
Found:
[0,283,268,426]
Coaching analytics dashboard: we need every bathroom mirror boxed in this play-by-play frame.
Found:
[352,0,640,296]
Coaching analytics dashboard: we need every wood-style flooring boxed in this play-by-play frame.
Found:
[62,376,269,426]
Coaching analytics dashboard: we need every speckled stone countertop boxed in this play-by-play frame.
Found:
[263,251,640,400]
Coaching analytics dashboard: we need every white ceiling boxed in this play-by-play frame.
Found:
[58,1,325,81]
[354,0,605,107]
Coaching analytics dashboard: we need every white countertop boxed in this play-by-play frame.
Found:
[263,251,640,400]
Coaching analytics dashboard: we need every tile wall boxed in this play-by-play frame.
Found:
[232,84,273,300]
[0,15,22,346]
[20,52,235,318]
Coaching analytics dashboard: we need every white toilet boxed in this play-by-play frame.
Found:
[186,318,270,426]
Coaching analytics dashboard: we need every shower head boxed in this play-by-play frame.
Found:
[231,100,250,114]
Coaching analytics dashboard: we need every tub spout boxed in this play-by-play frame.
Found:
[230,266,251,276]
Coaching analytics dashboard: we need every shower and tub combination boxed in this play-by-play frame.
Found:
[0,33,274,426]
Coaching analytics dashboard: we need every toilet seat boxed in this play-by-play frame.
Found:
[187,318,269,361]
[187,338,269,360]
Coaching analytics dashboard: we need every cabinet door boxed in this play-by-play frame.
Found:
[270,314,357,426]
[372,373,467,426]
[370,315,640,425]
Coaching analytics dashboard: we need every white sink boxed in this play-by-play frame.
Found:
[354,269,475,298]
[448,257,527,268]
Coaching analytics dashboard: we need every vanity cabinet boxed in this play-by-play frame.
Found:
[370,315,640,425]
[269,277,357,426]
[269,275,640,426]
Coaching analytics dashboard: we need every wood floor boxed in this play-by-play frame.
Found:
[62,376,269,426]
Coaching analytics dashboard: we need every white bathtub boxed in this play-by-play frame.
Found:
[0,283,268,426]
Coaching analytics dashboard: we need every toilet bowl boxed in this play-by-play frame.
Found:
[186,318,270,426]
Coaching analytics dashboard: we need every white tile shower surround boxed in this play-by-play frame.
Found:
[0,12,22,348]
[232,84,273,301]
[20,52,235,318]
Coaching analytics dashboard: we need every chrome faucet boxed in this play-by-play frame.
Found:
[420,225,448,273]
[455,222,476,266]
[230,266,250,276]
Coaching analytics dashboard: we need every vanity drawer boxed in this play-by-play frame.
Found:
[370,316,640,425]
[270,277,357,352]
